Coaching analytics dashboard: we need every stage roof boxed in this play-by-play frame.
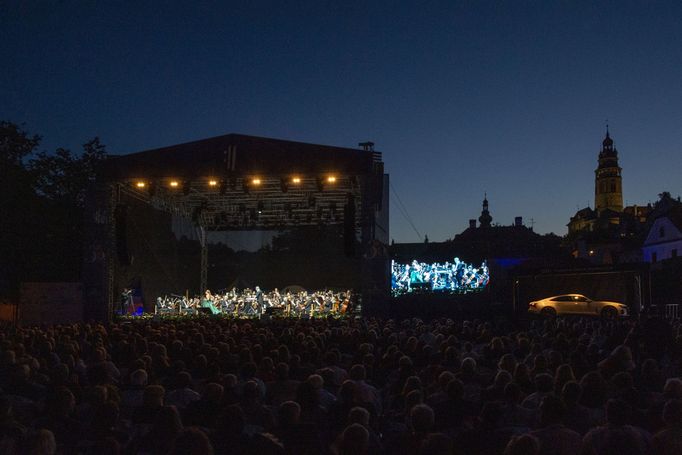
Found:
[103,133,380,180]
[99,133,384,231]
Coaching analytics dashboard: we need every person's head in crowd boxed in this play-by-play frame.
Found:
[176,371,192,389]
[348,406,370,427]
[599,345,636,374]
[93,400,120,433]
[339,380,357,404]
[435,371,455,391]
[350,364,366,381]
[534,373,554,394]
[242,380,260,402]
[241,361,258,380]
[224,374,238,389]
[561,381,582,407]
[402,376,422,396]
[307,374,324,391]
[130,369,148,387]
[203,383,224,403]
[662,399,682,427]
[278,401,301,427]
[22,429,57,455]
[538,395,566,427]
[446,378,464,401]
[504,382,522,404]
[663,378,682,400]
[340,423,369,455]
[612,371,634,388]
[513,363,531,384]
[460,357,477,375]
[324,351,340,367]
[275,362,290,381]
[296,380,320,409]
[50,386,76,417]
[498,353,516,374]
[143,385,165,408]
[419,432,453,455]
[605,399,631,426]
[479,401,502,428]
[218,405,246,436]
[409,404,435,434]
[170,427,214,455]
[580,371,608,408]
[554,364,576,393]
[493,370,512,388]
[504,434,539,455]
[405,389,423,413]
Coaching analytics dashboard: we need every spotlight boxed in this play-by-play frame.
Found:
[252,178,261,186]
[135,181,146,188]
[327,175,337,183]
[208,179,218,187]
[169,180,179,188]
[291,177,301,184]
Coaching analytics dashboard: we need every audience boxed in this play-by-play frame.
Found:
[0,314,681,454]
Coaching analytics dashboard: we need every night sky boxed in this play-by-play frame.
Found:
[3,1,681,242]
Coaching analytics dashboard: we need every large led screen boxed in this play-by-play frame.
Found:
[391,258,490,296]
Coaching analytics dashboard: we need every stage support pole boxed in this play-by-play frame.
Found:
[198,226,208,293]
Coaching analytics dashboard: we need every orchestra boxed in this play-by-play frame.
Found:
[155,287,355,318]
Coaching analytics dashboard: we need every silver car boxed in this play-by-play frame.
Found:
[528,293,628,318]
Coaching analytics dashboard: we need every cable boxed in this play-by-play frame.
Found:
[390,182,422,241]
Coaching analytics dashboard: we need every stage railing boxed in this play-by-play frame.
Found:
[665,304,680,320]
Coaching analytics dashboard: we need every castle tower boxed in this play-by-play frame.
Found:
[594,128,623,214]
[479,193,492,228]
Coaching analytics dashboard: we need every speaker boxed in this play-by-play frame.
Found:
[114,204,131,265]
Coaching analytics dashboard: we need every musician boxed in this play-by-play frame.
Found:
[201,290,220,315]
[121,288,133,314]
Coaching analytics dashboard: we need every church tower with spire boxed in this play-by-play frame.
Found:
[594,128,623,215]
[479,194,492,228]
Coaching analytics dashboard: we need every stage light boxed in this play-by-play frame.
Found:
[208,179,218,187]
[135,181,146,188]
[169,180,179,188]
[327,176,337,183]
[292,177,301,184]
[252,178,261,185]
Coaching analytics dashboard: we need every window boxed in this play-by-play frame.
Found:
[660,227,666,238]
[610,182,616,192]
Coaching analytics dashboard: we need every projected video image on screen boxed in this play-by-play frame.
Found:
[391,258,489,296]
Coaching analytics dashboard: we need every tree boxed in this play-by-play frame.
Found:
[0,120,108,296]
[29,137,107,208]
[0,121,41,168]
[0,122,43,295]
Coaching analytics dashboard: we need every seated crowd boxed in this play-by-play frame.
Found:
[0,315,681,454]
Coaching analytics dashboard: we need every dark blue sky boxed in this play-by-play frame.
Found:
[3,1,681,242]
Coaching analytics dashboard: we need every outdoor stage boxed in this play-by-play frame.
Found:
[83,134,388,321]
